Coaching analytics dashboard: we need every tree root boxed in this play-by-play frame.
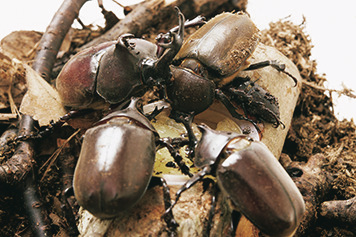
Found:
[286,154,334,236]
[320,196,356,226]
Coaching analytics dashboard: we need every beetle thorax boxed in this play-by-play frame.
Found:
[223,137,251,159]
[180,58,208,78]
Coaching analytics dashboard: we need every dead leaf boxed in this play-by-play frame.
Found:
[0,31,42,62]
[0,52,26,114]
[19,61,67,126]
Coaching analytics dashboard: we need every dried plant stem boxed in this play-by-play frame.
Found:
[302,79,356,99]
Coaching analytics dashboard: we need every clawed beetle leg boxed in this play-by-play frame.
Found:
[215,89,261,133]
[157,138,193,177]
[149,177,179,235]
[244,60,298,86]
[203,182,219,237]
[159,177,179,235]
[163,166,211,217]
[169,110,198,157]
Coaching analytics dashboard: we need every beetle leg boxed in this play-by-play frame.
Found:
[169,110,197,156]
[145,106,164,121]
[163,166,211,217]
[159,177,179,234]
[203,182,219,236]
[168,15,206,36]
[61,187,80,236]
[215,89,261,133]
[231,211,242,235]
[244,60,298,86]
[157,138,193,177]
[58,143,80,236]
[2,109,93,152]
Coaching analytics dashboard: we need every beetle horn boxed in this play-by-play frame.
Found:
[195,124,243,168]
[174,7,185,43]
[117,33,135,49]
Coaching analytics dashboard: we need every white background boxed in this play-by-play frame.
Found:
[1,0,355,121]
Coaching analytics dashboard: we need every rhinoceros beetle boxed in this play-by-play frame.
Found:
[165,124,305,237]
[56,7,194,110]
[73,98,157,218]
[73,97,191,220]
[166,12,297,145]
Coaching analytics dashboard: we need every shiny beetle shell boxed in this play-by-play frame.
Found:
[73,99,157,218]
[167,66,215,114]
[96,37,158,105]
[174,12,260,78]
[196,125,305,236]
[56,41,115,108]
[56,36,158,109]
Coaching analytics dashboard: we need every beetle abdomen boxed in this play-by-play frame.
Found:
[174,12,260,77]
[73,118,156,218]
[56,41,115,109]
[217,140,305,236]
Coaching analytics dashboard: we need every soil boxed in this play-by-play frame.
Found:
[0,1,355,236]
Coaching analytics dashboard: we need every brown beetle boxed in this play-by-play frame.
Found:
[73,98,191,219]
[73,98,158,218]
[167,12,297,143]
[56,8,188,110]
[165,124,305,237]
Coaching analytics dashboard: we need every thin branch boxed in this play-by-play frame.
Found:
[32,0,89,81]
[302,79,356,99]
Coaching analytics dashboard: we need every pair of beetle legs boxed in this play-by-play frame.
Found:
[161,168,242,236]
[204,183,242,236]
